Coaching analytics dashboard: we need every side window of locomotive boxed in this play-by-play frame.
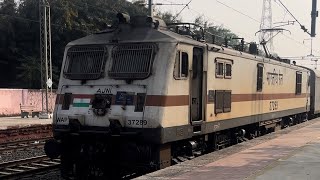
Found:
[296,72,302,94]
[215,59,233,79]
[181,52,189,77]
[225,63,232,79]
[174,51,189,79]
[257,64,263,92]
[216,62,224,78]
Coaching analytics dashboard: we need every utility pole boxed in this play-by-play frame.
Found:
[148,0,153,17]
[39,0,52,118]
[311,0,318,37]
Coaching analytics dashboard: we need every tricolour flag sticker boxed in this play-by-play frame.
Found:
[73,98,91,107]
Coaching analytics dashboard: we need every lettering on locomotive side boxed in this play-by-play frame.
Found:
[56,116,68,123]
[127,119,148,126]
[269,101,279,111]
[96,88,112,94]
[267,69,283,86]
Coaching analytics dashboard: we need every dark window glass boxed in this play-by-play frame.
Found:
[225,64,232,77]
[296,72,302,94]
[257,64,263,91]
[174,51,188,79]
[216,62,224,77]
[181,52,189,77]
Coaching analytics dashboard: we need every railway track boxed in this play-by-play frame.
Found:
[0,155,60,179]
[0,125,52,144]
[0,138,50,155]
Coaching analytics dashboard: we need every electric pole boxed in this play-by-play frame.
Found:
[39,0,52,118]
[148,0,153,17]
[311,0,318,37]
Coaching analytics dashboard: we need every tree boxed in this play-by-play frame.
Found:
[155,11,181,24]
[0,0,148,89]
[0,0,18,87]
[0,0,242,89]
[192,16,241,47]
[16,56,41,89]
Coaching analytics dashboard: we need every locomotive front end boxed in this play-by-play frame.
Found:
[44,15,176,179]
[54,43,155,135]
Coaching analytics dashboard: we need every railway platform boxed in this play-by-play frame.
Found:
[136,118,320,180]
[0,116,52,130]
[0,116,52,143]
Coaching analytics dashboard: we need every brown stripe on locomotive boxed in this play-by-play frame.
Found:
[55,93,308,106]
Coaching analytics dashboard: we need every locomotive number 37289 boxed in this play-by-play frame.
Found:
[127,119,148,126]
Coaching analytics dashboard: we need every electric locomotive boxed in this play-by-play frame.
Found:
[45,13,312,179]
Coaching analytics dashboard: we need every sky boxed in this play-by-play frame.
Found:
[130,0,320,69]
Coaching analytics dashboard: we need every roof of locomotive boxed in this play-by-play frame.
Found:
[66,16,308,72]
[67,28,203,46]
[66,21,205,47]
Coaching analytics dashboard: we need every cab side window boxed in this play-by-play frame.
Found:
[216,62,224,78]
[225,63,232,78]
[215,58,233,79]
[174,51,189,79]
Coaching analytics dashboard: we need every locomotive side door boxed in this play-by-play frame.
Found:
[190,47,204,124]
[256,63,264,123]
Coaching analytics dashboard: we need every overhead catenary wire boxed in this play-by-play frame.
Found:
[273,0,289,21]
[281,33,320,54]
[187,7,256,42]
[276,0,311,35]
[197,0,318,56]
[216,0,260,23]
[172,0,192,21]
[184,7,227,40]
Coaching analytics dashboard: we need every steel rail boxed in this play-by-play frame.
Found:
[0,155,60,179]
[0,138,50,155]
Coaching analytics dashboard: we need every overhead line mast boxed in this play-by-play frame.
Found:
[39,0,53,118]
[148,0,153,17]
[260,0,273,52]
[311,0,318,37]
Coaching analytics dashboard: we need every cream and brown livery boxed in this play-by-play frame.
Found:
[44,14,320,179]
